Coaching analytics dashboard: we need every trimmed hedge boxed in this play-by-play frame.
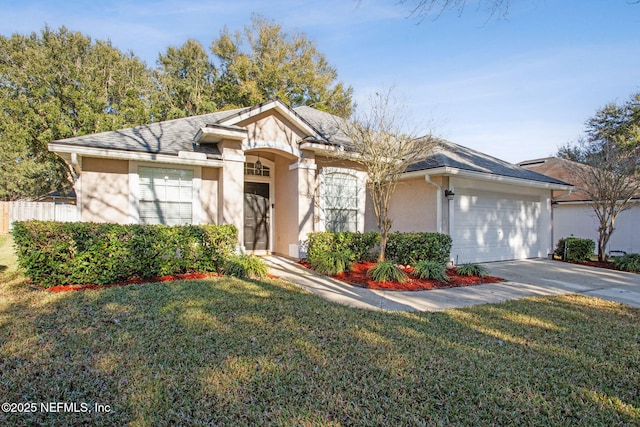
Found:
[306,231,452,267]
[306,231,380,268]
[554,237,595,262]
[11,221,237,287]
[385,232,452,265]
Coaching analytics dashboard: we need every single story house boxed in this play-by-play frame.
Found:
[49,99,571,263]
[519,156,640,255]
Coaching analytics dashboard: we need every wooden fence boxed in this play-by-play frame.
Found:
[0,201,79,234]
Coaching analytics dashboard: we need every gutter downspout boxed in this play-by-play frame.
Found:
[424,174,442,233]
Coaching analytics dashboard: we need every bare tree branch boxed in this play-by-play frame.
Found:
[397,0,511,21]
[337,89,437,261]
[564,149,640,261]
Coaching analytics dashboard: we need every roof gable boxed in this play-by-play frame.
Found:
[218,99,324,142]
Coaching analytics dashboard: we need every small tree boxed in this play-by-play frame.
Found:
[560,93,640,261]
[564,147,639,261]
[338,90,437,261]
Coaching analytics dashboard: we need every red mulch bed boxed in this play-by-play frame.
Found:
[45,272,218,293]
[300,261,503,291]
[560,259,618,270]
[43,271,281,293]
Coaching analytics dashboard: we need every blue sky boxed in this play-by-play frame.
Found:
[1,0,639,163]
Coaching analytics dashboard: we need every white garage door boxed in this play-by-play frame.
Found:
[452,189,541,263]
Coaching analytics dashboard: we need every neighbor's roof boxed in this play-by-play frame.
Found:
[408,140,571,186]
[519,157,601,201]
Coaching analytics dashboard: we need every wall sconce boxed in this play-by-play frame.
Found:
[255,155,263,173]
[444,189,455,201]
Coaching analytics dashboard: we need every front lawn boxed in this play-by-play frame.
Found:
[1,238,639,425]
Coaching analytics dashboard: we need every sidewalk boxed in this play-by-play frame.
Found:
[264,256,574,312]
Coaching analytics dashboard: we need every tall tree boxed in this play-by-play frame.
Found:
[0,26,152,200]
[153,39,217,120]
[211,15,353,116]
[338,89,437,261]
[558,93,640,261]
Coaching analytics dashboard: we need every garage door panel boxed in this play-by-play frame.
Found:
[452,190,541,263]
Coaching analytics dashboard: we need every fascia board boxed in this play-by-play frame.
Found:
[402,166,574,190]
[49,143,224,168]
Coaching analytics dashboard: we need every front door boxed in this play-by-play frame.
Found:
[244,182,270,251]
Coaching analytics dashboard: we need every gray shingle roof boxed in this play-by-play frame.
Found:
[408,140,570,185]
[52,109,245,158]
[51,101,570,186]
[293,106,351,146]
[294,107,568,185]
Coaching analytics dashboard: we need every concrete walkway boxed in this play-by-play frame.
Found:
[264,256,640,312]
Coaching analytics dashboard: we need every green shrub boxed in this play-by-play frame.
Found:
[306,231,379,266]
[386,232,452,265]
[367,261,408,283]
[413,260,450,281]
[310,249,354,276]
[613,253,640,273]
[11,221,237,287]
[224,254,268,279]
[456,263,488,278]
[554,237,595,262]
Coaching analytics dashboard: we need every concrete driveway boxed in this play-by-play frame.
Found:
[483,258,640,308]
[266,257,640,312]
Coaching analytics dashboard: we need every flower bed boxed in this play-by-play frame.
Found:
[301,261,503,291]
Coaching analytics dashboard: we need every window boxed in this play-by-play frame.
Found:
[244,161,270,177]
[138,166,193,225]
[323,171,359,232]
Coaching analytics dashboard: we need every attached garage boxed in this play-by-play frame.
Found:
[451,189,542,263]
[396,140,573,264]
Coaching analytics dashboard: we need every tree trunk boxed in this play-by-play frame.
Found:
[378,232,387,262]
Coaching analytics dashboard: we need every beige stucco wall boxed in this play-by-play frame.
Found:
[314,156,365,172]
[274,156,300,255]
[218,141,244,245]
[388,177,438,232]
[80,157,129,223]
[241,112,307,153]
[201,167,219,224]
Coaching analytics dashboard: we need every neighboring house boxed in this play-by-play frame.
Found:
[48,99,571,263]
[519,156,640,255]
[35,189,77,204]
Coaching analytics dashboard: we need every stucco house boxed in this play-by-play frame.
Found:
[48,99,571,263]
[520,156,640,255]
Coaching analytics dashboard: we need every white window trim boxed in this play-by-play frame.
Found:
[318,167,366,233]
[129,161,202,225]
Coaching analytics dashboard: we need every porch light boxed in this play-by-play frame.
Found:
[444,189,455,201]
[255,156,263,173]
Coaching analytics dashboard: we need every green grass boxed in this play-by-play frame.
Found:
[0,236,639,426]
